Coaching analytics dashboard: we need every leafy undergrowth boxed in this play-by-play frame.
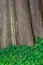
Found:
[0,37,43,65]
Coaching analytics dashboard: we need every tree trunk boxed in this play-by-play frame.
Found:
[40,0,43,22]
[29,0,43,39]
[1,0,12,48]
[9,0,17,45]
[15,0,34,46]
[41,0,43,15]
[0,0,2,49]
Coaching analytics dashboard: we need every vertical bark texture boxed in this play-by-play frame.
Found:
[15,0,34,46]
[9,0,17,45]
[1,0,12,49]
[29,0,43,39]
[0,0,43,49]
[41,0,43,22]
[36,0,43,38]
[41,0,43,15]
[0,0,2,49]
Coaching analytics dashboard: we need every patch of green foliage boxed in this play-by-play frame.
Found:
[0,37,43,65]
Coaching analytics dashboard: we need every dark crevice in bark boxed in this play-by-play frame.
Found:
[28,0,35,43]
[40,0,43,27]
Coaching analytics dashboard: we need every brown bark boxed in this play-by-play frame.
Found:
[9,0,17,45]
[0,0,2,49]
[15,0,34,46]
[40,0,43,22]
[1,0,12,48]
[35,0,43,38]
[41,0,43,15]
[29,0,43,39]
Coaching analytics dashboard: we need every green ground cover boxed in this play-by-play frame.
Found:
[0,37,43,65]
